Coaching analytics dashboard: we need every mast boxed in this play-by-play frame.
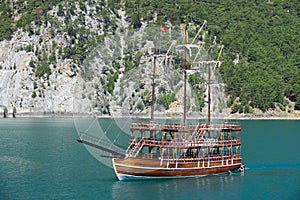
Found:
[150,40,157,121]
[207,47,212,124]
[183,69,187,126]
[183,27,189,126]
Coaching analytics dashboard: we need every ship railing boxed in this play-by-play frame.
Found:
[126,137,145,157]
[130,121,241,132]
[142,138,241,147]
[222,122,241,130]
[125,137,137,155]
[191,122,241,131]
[130,122,187,132]
[161,154,241,163]
[130,122,163,130]
[134,138,145,157]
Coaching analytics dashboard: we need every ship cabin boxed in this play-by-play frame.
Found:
[126,121,242,164]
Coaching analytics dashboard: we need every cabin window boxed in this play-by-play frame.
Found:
[143,132,151,138]
[155,131,162,139]
[232,147,236,154]
[186,148,193,156]
[152,146,159,153]
[132,131,141,138]
[213,147,220,154]
[142,146,149,154]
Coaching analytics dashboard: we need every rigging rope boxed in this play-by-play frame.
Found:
[84,118,97,132]
[109,119,129,150]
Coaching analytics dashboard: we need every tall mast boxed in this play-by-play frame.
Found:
[183,27,189,126]
[207,47,212,124]
[183,70,187,126]
[150,40,157,121]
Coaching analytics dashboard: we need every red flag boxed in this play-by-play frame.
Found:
[160,26,167,33]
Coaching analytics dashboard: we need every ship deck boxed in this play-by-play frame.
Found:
[130,122,241,132]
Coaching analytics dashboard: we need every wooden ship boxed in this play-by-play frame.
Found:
[78,24,244,180]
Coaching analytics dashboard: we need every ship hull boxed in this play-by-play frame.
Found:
[113,157,243,181]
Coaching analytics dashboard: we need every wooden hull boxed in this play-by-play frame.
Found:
[113,157,243,180]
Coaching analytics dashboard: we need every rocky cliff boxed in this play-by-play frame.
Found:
[3,1,296,119]
[0,1,215,118]
[0,1,117,116]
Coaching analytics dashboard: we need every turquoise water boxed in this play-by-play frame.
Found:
[0,118,299,199]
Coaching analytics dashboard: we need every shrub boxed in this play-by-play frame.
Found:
[32,91,37,98]
[157,93,176,109]
[231,103,239,113]
[35,61,51,78]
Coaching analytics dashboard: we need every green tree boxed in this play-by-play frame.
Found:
[157,93,176,109]
[188,73,205,111]
[131,12,142,29]
[32,91,37,98]
[0,2,15,40]
[34,50,52,78]
[142,89,152,107]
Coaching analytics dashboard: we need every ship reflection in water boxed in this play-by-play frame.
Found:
[111,173,243,200]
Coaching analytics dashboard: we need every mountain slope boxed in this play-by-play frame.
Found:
[0,0,299,117]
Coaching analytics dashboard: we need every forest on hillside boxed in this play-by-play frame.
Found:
[0,0,299,113]
[124,0,300,113]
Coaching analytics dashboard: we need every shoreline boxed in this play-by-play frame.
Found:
[1,111,300,120]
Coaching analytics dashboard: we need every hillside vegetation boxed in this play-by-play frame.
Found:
[125,0,300,113]
[0,0,299,115]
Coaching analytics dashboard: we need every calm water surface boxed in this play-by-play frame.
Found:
[0,118,299,200]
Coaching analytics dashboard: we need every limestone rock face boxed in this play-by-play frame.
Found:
[0,1,208,117]
[0,1,107,115]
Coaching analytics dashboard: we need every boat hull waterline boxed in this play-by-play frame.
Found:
[113,157,243,180]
